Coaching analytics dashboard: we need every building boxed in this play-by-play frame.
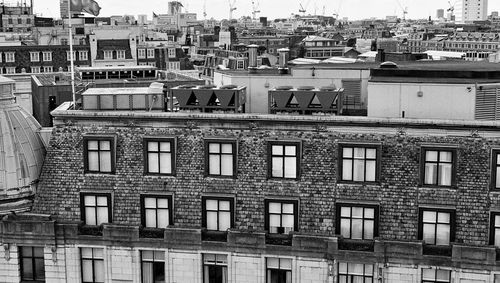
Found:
[437,9,445,19]
[3,93,500,281]
[301,35,345,60]
[0,75,45,214]
[455,0,489,23]
[0,44,91,74]
[0,0,34,33]
[368,61,500,120]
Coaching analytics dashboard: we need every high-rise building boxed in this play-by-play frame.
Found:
[436,9,445,19]
[454,0,488,23]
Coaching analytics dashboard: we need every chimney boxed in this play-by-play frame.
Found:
[247,44,259,74]
[377,49,386,63]
[278,48,290,74]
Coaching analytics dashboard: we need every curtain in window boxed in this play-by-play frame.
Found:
[142,262,153,283]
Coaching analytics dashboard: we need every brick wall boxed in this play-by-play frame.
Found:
[32,116,500,247]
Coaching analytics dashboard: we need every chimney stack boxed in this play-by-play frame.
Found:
[247,44,259,74]
[278,48,290,74]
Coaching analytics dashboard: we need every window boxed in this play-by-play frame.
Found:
[141,250,165,283]
[20,246,45,282]
[147,49,155,58]
[268,142,300,179]
[266,258,292,283]
[81,248,104,283]
[168,61,179,70]
[81,193,111,226]
[338,262,374,283]
[30,52,39,62]
[138,49,146,59]
[79,51,88,61]
[236,60,244,69]
[339,145,379,183]
[202,197,234,232]
[422,269,451,283]
[418,208,455,245]
[421,148,456,186]
[490,213,500,247]
[42,51,52,62]
[61,38,68,45]
[265,200,298,234]
[5,67,15,74]
[31,66,40,73]
[67,51,76,61]
[148,62,157,67]
[84,137,115,173]
[141,195,172,228]
[206,140,236,177]
[144,139,175,175]
[43,66,53,73]
[492,150,500,190]
[203,254,228,283]
[117,50,126,59]
[168,48,176,58]
[103,50,113,59]
[336,204,378,240]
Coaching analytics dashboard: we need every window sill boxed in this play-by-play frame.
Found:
[336,181,381,186]
[338,238,374,252]
[144,173,176,178]
[84,172,116,176]
[205,175,237,180]
[423,244,452,257]
[202,230,228,242]
[419,185,457,190]
[79,225,103,236]
[139,227,165,239]
[265,233,293,246]
[267,177,300,182]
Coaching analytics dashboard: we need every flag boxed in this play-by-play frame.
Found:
[70,0,101,16]
[153,12,158,18]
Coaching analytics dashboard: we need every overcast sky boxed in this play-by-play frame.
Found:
[36,0,500,21]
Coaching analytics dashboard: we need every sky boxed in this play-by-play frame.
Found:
[35,0,500,21]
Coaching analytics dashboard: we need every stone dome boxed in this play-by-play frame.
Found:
[0,76,45,214]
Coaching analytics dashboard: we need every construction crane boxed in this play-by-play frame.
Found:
[447,0,458,21]
[396,0,408,21]
[228,0,237,20]
[298,0,311,16]
[251,0,260,20]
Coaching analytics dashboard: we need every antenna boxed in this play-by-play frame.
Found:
[251,0,260,20]
[228,0,237,20]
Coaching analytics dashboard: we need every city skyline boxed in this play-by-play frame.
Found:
[36,0,500,21]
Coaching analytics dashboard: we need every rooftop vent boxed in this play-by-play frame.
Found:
[275,86,293,91]
[297,86,315,91]
[177,85,197,89]
[380,61,398,69]
[198,85,217,89]
[220,85,238,89]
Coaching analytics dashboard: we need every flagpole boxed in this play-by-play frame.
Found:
[68,0,76,109]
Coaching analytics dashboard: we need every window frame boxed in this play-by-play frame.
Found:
[29,52,39,62]
[420,147,457,188]
[491,149,500,191]
[204,139,238,178]
[421,268,451,283]
[143,137,176,176]
[79,51,88,61]
[266,257,292,283]
[337,262,374,283]
[83,136,116,174]
[147,49,155,58]
[138,48,146,59]
[203,254,228,283]
[335,203,379,240]
[202,196,235,232]
[264,199,299,234]
[103,50,113,60]
[490,212,500,247]
[5,51,15,62]
[80,193,112,226]
[80,247,105,283]
[117,50,126,59]
[42,51,52,62]
[42,66,53,73]
[338,143,381,184]
[140,250,165,283]
[140,195,173,229]
[267,141,302,180]
[19,246,45,282]
[418,207,456,246]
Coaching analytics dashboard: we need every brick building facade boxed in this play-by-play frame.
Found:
[0,45,91,74]
[2,104,500,282]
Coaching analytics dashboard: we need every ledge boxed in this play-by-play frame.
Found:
[227,229,266,249]
[103,224,139,242]
[452,244,496,265]
[164,227,202,248]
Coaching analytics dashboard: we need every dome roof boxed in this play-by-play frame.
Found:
[0,76,45,214]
